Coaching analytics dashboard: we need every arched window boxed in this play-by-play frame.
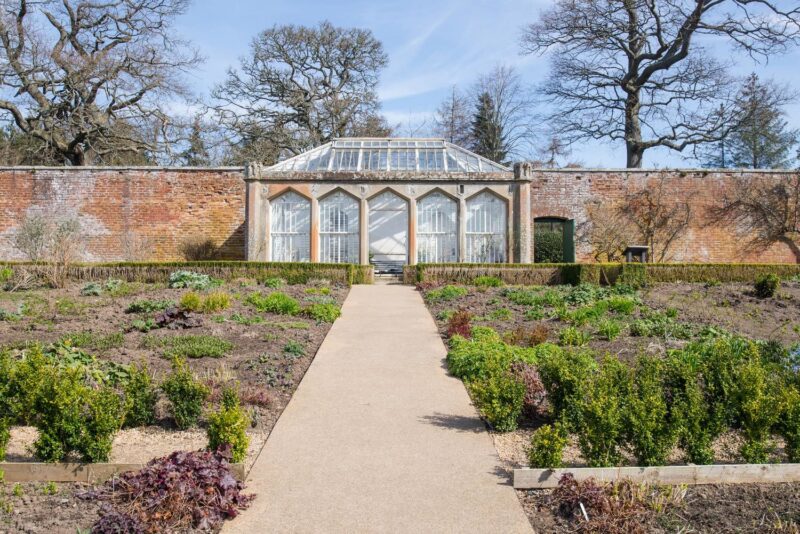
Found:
[417,192,457,263]
[270,191,310,262]
[320,191,360,264]
[465,191,507,263]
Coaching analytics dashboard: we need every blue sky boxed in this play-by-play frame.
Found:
[176,0,800,168]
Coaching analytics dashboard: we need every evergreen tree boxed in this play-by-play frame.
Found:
[471,92,507,163]
[728,74,798,169]
[181,117,211,166]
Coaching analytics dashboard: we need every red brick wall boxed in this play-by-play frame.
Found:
[0,168,246,261]
[528,169,798,263]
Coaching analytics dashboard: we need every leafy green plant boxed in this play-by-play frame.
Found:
[597,319,622,341]
[630,312,693,339]
[473,276,503,288]
[207,387,250,463]
[780,388,800,462]
[283,340,305,358]
[488,307,513,321]
[537,349,597,430]
[303,303,341,323]
[130,318,156,332]
[60,331,124,352]
[575,357,630,467]
[123,363,157,428]
[261,277,285,288]
[527,423,568,468]
[168,270,220,290]
[0,418,9,461]
[125,299,174,314]
[754,273,780,298]
[558,326,590,347]
[667,356,717,465]
[81,282,103,296]
[524,306,545,321]
[161,358,210,429]
[229,313,264,325]
[625,356,677,466]
[157,335,234,359]
[246,292,301,315]
[425,285,468,302]
[304,286,331,296]
[55,297,84,316]
[0,267,13,284]
[606,296,636,315]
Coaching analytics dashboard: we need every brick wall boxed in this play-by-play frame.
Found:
[0,167,246,261]
[527,168,798,263]
[0,166,797,264]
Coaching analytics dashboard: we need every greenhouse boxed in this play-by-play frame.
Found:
[245,138,571,272]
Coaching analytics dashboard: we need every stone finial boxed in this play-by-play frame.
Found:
[245,162,263,180]
[514,162,533,180]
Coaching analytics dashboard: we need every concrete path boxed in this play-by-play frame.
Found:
[226,285,532,534]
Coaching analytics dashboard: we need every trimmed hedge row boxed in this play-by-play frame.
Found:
[0,261,374,286]
[405,262,800,286]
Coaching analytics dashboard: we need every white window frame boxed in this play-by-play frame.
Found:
[319,191,360,264]
[416,192,458,263]
[270,191,311,262]
[465,191,507,263]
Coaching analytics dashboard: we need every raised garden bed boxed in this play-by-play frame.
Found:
[0,268,348,531]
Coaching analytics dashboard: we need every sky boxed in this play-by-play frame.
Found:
[175,0,800,168]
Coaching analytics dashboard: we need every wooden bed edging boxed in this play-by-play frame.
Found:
[513,463,800,489]
[0,462,246,484]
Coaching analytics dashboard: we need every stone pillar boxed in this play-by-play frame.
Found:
[310,196,320,263]
[244,163,268,261]
[458,196,467,263]
[408,197,417,266]
[359,197,369,265]
[518,182,533,263]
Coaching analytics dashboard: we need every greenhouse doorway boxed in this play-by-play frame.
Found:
[368,190,408,273]
[534,217,575,263]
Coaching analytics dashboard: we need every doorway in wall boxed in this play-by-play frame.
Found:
[368,190,408,273]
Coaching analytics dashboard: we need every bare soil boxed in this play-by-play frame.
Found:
[0,277,347,532]
[518,482,800,533]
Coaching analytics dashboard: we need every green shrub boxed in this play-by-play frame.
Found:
[179,291,203,312]
[733,356,783,463]
[625,356,677,466]
[606,296,636,315]
[168,270,220,290]
[246,292,301,315]
[780,388,800,462]
[597,319,622,341]
[575,357,630,467]
[60,331,125,352]
[527,423,568,468]
[426,285,469,302]
[538,349,597,430]
[534,230,564,263]
[125,299,174,314]
[487,307,513,321]
[0,417,8,461]
[159,335,234,359]
[304,286,331,296]
[697,337,759,432]
[207,387,250,463]
[754,273,780,298]
[33,368,124,462]
[123,363,157,428]
[303,303,341,323]
[161,358,210,429]
[6,347,49,423]
[524,306,545,321]
[558,327,590,347]
[468,356,526,432]
[667,355,717,465]
[261,277,285,288]
[473,276,503,288]
[446,328,539,381]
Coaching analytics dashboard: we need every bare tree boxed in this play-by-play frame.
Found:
[537,136,571,168]
[472,65,536,160]
[0,0,201,165]
[212,21,389,161]
[433,86,472,146]
[715,174,800,262]
[619,176,692,261]
[521,0,800,168]
[579,201,637,261]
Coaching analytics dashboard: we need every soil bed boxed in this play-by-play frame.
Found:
[0,276,347,532]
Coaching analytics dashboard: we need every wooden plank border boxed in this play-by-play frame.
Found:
[514,464,800,489]
[0,462,246,484]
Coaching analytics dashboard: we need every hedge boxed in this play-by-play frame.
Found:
[405,262,800,286]
[0,261,374,286]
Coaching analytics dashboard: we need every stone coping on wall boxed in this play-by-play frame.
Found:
[0,166,243,172]
[249,170,519,182]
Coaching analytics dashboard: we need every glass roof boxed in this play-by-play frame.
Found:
[265,138,510,173]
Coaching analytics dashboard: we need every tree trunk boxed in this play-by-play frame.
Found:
[66,148,86,166]
[625,91,644,168]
